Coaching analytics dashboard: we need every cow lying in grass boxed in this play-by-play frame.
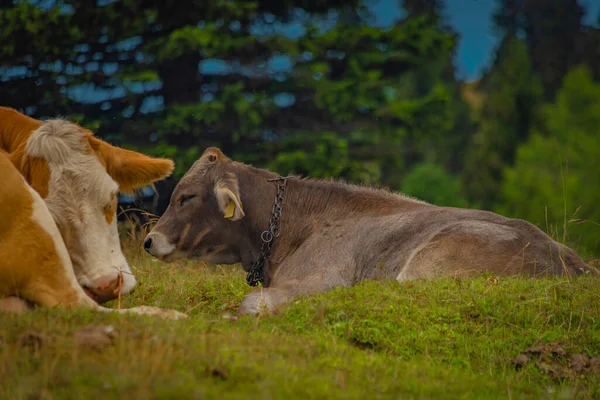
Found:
[0,107,185,318]
[144,147,598,315]
[0,150,186,319]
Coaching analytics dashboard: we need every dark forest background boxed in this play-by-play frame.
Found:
[1,0,600,256]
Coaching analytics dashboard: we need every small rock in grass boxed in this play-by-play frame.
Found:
[569,354,590,374]
[19,330,48,351]
[0,297,32,314]
[512,341,600,378]
[524,342,566,357]
[590,357,600,374]
[207,366,229,380]
[512,354,530,369]
[73,325,117,352]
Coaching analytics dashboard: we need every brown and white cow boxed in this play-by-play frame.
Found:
[0,149,186,318]
[0,107,173,304]
[144,147,599,315]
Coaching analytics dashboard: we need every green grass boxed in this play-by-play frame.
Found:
[1,236,599,399]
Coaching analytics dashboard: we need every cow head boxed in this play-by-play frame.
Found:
[21,120,174,303]
[144,147,257,265]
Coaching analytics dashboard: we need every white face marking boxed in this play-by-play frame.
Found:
[25,120,136,294]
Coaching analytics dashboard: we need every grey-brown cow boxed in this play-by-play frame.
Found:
[144,147,598,315]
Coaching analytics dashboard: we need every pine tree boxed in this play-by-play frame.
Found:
[462,35,542,209]
[493,0,585,100]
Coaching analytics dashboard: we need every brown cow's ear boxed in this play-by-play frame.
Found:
[214,179,245,221]
[88,136,175,194]
[202,147,228,163]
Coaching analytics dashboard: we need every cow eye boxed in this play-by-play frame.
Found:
[179,194,195,206]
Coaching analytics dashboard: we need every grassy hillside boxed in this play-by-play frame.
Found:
[1,238,599,399]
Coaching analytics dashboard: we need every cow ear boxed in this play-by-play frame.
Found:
[214,178,245,221]
[88,136,174,194]
[201,147,228,163]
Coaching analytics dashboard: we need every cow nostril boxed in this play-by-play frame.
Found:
[143,237,153,251]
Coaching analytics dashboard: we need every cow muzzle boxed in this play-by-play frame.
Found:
[143,231,176,258]
[83,273,135,304]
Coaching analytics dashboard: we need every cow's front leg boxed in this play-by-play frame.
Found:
[238,272,348,316]
[116,305,188,320]
[238,287,291,316]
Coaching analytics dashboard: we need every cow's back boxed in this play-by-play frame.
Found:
[398,208,596,280]
[350,206,597,281]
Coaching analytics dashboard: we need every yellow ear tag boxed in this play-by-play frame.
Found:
[224,200,236,219]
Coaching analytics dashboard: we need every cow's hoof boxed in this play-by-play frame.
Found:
[237,303,259,316]
[238,291,277,316]
[128,305,188,320]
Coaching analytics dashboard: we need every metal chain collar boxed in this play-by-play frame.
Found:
[246,176,293,287]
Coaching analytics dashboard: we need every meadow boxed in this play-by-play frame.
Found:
[1,233,599,400]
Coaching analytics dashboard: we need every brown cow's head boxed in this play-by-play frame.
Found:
[21,120,174,303]
[144,147,255,265]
